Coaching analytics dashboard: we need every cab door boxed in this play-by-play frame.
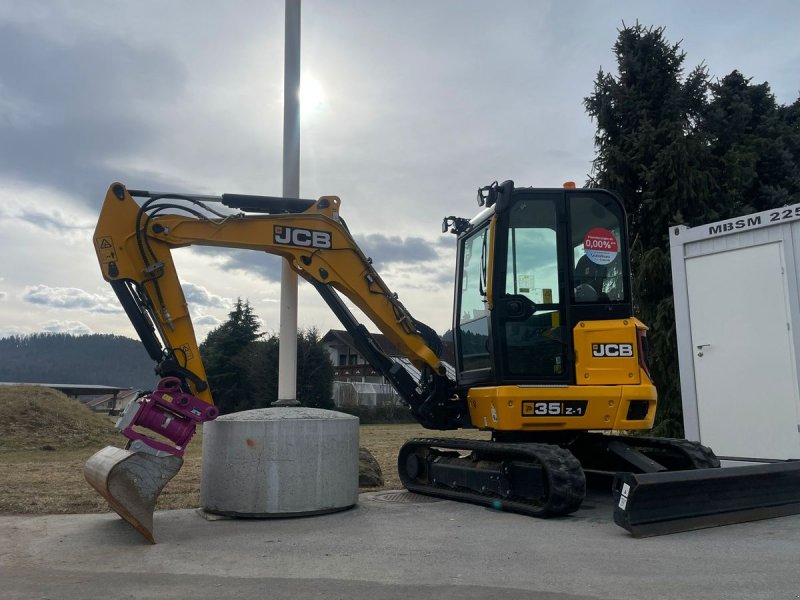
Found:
[492,191,570,383]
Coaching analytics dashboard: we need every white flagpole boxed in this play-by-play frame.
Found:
[275,0,301,406]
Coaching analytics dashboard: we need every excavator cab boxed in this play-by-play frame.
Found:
[444,182,657,437]
[455,182,630,386]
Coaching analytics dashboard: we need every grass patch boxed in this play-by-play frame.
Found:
[0,385,119,452]
[0,387,491,516]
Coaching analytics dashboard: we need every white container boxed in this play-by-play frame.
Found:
[201,407,359,516]
[670,205,800,461]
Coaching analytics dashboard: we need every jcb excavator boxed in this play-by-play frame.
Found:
[87,181,800,542]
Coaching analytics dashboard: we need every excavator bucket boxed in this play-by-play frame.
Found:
[84,446,183,543]
[613,461,800,537]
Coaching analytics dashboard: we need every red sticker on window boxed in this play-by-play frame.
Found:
[583,228,618,265]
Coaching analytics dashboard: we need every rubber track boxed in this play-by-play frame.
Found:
[398,438,586,517]
[613,435,721,470]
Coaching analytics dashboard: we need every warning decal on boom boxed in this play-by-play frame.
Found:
[95,237,116,263]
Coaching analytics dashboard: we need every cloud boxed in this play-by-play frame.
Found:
[0,20,187,202]
[189,312,224,342]
[193,315,222,328]
[182,282,230,309]
[190,234,441,281]
[430,266,457,287]
[191,247,284,282]
[16,208,93,233]
[0,325,29,338]
[0,291,6,301]
[353,234,439,269]
[40,320,93,335]
[22,285,123,314]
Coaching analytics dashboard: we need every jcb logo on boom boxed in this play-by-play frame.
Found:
[591,343,634,358]
[273,226,332,249]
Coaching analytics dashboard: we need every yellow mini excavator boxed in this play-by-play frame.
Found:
[87,181,800,542]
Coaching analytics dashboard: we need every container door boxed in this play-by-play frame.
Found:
[686,241,800,459]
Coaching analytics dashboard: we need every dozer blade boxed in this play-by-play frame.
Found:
[84,446,183,543]
[613,461,800,537]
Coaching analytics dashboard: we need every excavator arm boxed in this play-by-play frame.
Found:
[86,183,463,542]
[95,182,462,427]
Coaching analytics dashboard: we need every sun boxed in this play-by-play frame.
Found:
[299,74,325,119]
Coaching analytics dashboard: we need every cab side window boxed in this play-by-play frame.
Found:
[570,195,626,303]
[457,224,491,372]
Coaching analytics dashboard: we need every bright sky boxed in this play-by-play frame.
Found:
[0,1,798,341]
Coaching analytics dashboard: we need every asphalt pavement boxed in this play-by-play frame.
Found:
[1,489,798,599]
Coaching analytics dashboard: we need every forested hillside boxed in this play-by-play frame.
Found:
[0,333,155,389]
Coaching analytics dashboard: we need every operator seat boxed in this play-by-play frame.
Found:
[574,255,608,302]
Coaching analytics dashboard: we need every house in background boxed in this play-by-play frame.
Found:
[320,329,455,408]
[321,329,399,383]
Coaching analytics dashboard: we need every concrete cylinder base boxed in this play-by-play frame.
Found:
[200,407,359,517]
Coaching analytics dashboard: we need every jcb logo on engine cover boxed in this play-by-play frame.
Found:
[592,343,634,358]
[273,226,332,249]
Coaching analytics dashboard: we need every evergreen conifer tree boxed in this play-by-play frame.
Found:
[200,298,262,413]
[585,24,716,435]
[585,24,800,436]
[296,328,335,409]
[199,301,334,412]
[705,70,800,213]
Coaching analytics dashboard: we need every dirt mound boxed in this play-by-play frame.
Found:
[0,385,118,452]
